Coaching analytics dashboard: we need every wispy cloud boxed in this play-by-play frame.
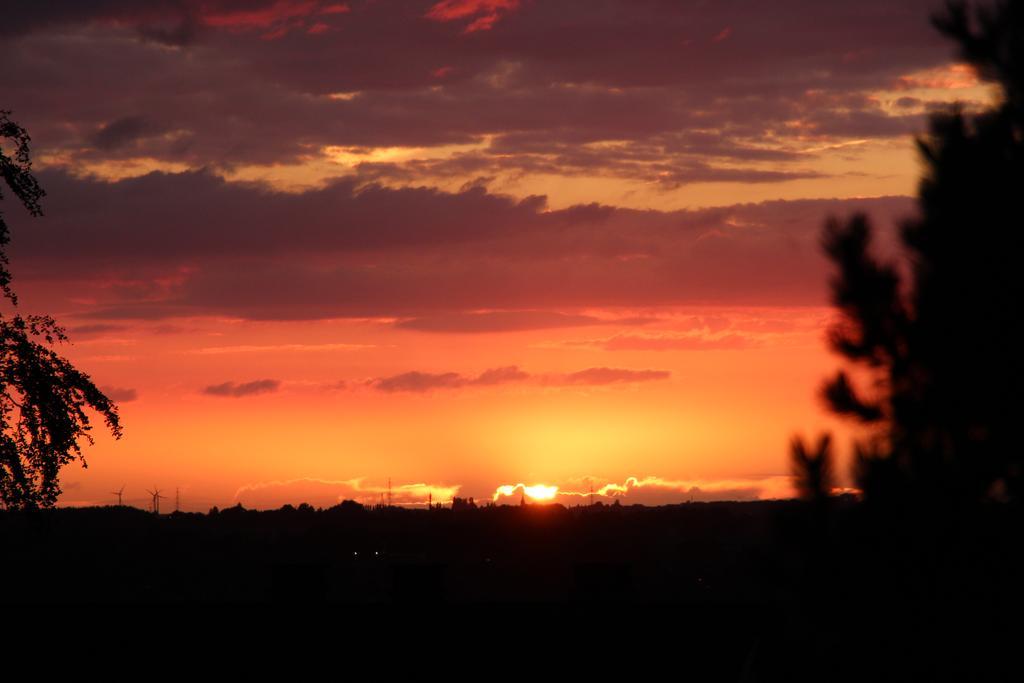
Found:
[425,0,521,33]
[203,379,281,397]
[576,332,760,351]
[233,477,461,508]
[493,475,794,505]
[545,367,671,385]
[370,365,669,392]
[101,386,139,402]
[189,342,376,354]
[395,310,655,333]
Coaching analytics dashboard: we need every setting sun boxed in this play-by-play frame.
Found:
[522,484,558,501]
[493,483,559,502]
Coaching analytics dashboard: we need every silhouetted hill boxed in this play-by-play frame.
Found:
[5,495,1020,679]
[0,499,808,605]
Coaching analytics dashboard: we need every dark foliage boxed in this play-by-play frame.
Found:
[0,111,44,305]
[790,433,834,503]
[796,0,1024,507]
[783,3,1024,677]
[0,111,121,510]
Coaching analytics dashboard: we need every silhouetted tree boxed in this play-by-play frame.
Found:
[795,1,1024,508]
[0,110,121,510]
[790,434,834,504]
[451,496,478,511]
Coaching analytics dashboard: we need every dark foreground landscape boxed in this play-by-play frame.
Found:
[3,500,802,605]
[4,497,1022,679]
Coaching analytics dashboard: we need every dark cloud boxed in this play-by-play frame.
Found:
[549,367,671,386]
[0,0,957,174]
[472,365,530,385]
[355,147,825,189]
[100,386,138,402]
[8,169,913,321]
[202,379,281,397]
[89,115,166,151]
[372,366,529,393]
[0,1,346,41]
[395,310,654,333]
[14,169,547,271]
[373,371,467,393]
[69,323,128,337]
[369,364,666,392]
[136,16,201,47]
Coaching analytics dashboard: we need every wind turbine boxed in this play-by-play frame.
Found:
[145,486,166,514]
[110,485,125,507]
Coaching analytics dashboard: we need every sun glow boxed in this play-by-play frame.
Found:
[523,484,558,501]
[493,483,559,502]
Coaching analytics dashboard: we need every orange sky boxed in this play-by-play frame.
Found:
[1,0,994,510]
[53,306,858,508]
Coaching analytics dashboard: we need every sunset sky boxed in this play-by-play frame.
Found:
[0,0,996,510]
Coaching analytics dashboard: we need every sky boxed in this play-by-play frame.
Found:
[0,0,996,510]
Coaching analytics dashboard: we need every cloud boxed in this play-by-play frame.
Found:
[69,323,128,337]
[201,1,328,32]
[10,169,913,321]
[100,386,138,402]
[370,365,667,392]
[492,483,559,502]
[0,0,961,178]
[547,367,670,386]
[594,332,759,352]
[554,310,828,351]
[492,475,795,505]
[89,115,166,151]
[234,473,795,508]
[425,0,521,33]
[360,144,826,190]
[472,365,531,385]
[0,1,352,43]
[232,473,796,509]
[189,342,374,354]
[233,476,460,509]
[202,379,281,397]
[373,371,468,393]
[395,310,654,333]
[372,365,529,392]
